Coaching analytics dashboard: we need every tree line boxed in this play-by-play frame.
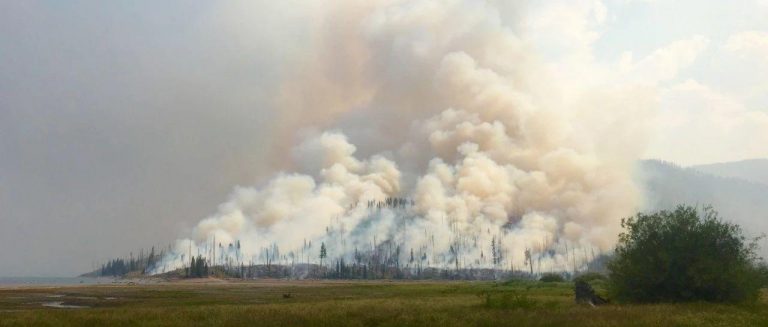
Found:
[97,245,166,277]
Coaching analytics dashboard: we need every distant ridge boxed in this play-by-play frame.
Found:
[690,158,768,186]
[638,159,768,258]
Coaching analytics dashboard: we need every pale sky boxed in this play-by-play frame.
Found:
[520,0,768,165]
[1,0,767,277]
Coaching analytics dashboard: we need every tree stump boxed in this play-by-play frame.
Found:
[574,280,608,306]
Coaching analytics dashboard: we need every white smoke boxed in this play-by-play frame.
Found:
[155,0,649,274]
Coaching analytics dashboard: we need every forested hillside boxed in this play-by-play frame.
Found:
[639,160,768,257]
[691,159,768,186]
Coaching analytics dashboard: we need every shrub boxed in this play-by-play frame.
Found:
[501,276,531,286]
[573,272,606,284]
[758,263,768,287]
[539,273,565,283]
[608,205,764,303]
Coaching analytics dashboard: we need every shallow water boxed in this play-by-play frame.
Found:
[42,301,89,309]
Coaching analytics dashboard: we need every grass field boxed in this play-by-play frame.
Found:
[1,279,766,326]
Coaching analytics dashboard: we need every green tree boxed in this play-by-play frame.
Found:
[539,273,565,283]
[608,205,764,303]
[491,237,496,265]
[320,242,327,267]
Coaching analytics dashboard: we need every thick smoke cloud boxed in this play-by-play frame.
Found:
[157,0,647,273]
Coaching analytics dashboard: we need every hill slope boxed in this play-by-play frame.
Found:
[690,158,768,186]
[639,160,768,257]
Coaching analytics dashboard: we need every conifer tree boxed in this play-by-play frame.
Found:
[320,242,327,267]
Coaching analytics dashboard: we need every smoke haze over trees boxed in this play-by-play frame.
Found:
[639,160,768,258]
[691,159,768,186]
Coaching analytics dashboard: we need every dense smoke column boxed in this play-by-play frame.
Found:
[154,0,645,276]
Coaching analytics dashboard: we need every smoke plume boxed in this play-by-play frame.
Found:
[155,0,647,274]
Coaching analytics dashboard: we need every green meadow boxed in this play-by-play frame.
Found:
[1,280,766,326]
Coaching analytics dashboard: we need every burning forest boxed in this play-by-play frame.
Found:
[92,0,645,280]
[96,194,610,281]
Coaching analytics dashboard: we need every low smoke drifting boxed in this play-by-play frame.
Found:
[155,0,647,275]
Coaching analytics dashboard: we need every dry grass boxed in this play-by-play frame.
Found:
[0,280,765,326]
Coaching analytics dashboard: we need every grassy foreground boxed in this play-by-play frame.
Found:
[1,279,766,326]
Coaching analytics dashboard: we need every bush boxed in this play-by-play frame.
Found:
[501,276,534,286]
[573,272,606,284]
[539,273,565,283]
[608,205,764,303]
[758,263,768,287]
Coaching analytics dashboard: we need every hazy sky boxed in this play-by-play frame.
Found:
[1,0,767,277]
